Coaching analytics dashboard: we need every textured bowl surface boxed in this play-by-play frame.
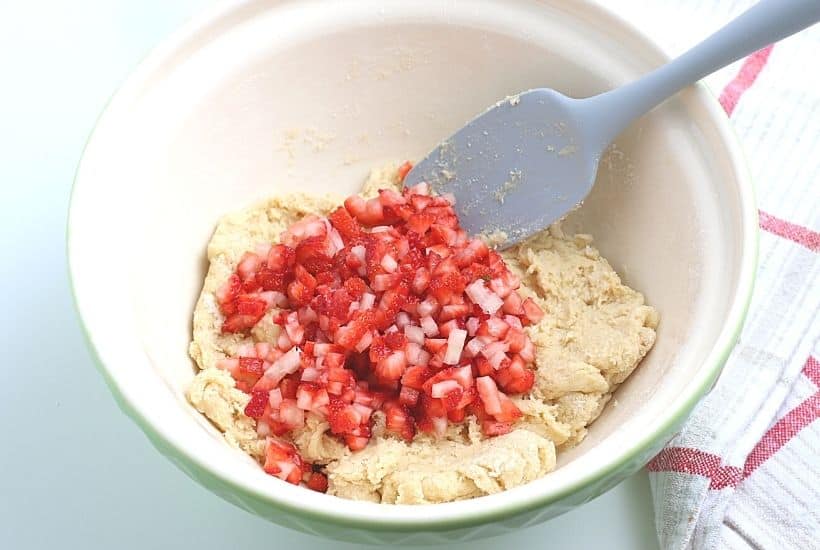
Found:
[68,0,756,544]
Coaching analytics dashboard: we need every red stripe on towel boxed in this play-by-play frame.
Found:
[647,447,743,489]
[743,390,820,476]
[719,45,774,116]
[758,211,820,253]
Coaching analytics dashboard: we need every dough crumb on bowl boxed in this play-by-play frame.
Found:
[186,164,657,504]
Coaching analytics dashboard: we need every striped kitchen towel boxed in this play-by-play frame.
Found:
[606,1,820,549]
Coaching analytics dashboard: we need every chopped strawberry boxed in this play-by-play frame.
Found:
[384,331,407,350]
[374,350,407,382]
[222,312,264,333]
[266,244,296,271]
[399,385,420,407]
[295,235,334,274]
[343,276,367,298]
[215,177,541,472]
[397,161,413,182]
[494,355,535,394]
[328,206,363,243]
[236,356,265,387]
[384,401,415,441]
[428,271,466,303]
[263,438,305,484]
[305,471,329,492]
[482,420,513,436]
[244,389,269,419]
[521,297,545,324]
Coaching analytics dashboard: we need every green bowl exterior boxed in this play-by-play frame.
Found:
[69,284,750,544]
[66,0,759,543]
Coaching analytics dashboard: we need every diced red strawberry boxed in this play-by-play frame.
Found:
[345,435,370,451]
[521,297,545,324]
[277,376,299,399]
[476,376,503,415]
[216,178,542,469]
[305,471,328,492]
[236,356,264,387]
[384,331,407,350]
[328,206,362,242]
[279,399,305,429]
[215,274,242,314]
[296,383,330,410]
[439,304,470,322]
[384,401,415,441]
[236,294,268,316]
[494,394,523,422]
[343,276,367,298]
[482,420,513,436]
[519,337,536,362]
[266,244,296,272]
[477,317,510,339]
[438,319,462,338]
[237,252,262,281]
[244,389,269,419]
[295,235,334,274]
[397,161,413,182]
[407,212,436,235]
[399,385,420,407]
[502,291,524,315]
[222,312,264,333]
[263,438,305,484]
[504,328,527,353]
[374,350,407,381]
[494,355,535,394]
[428,271,466,302]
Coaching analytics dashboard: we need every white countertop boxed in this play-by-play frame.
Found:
[0,1,660,548]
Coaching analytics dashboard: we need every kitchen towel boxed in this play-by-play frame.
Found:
[606,1,819,549]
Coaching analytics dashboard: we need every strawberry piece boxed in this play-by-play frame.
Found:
[222,312,264,333]
[494,395,523,423]
[263,438,305,484]
[236,295,267,316]
[407,212,436,234]
[521,297,545,324]
[384,401,415,441]
[328,206,363,243]
[306,472,329,492]
[267,244,296,272]
[216,180,543,466]
[482,420,513,436]
[279,376,300,400]
[344,276,367,298]
[295,235,334,274]
[256,268,287,292]
[374,351,407,382]
[399,385,420,407]
[237,252,262,281]
[244,389,269,419]
[216,274,242,315]
[345,435,370,451]
[236,356,264,387]
[397,161,413,182]
[401,365,432,390]
[384,331,407,350]
[494,355,535,394]
[428,271,467,302]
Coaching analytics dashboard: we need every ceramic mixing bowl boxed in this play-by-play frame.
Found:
[68,0,756,543]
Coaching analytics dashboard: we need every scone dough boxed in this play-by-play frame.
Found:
[187,165,658,503]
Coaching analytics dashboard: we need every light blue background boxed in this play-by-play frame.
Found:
[0,1,659,548]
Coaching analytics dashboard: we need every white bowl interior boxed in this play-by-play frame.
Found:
[70,0,750,522]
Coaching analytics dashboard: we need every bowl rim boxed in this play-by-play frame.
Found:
[67,0,758,532]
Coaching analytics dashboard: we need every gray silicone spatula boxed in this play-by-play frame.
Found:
[403,0,820,249]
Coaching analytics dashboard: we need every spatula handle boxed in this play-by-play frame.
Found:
[577,0,820,149]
